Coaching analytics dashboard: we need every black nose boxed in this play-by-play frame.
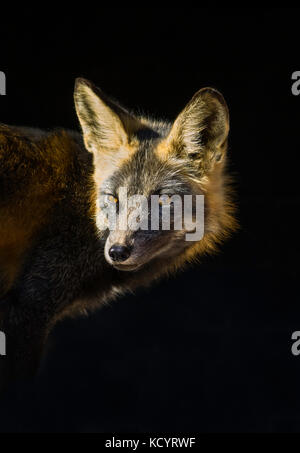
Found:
[109,244,131,263]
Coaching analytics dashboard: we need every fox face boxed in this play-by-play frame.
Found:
[74,79,236,272]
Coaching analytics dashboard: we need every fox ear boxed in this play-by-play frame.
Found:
[167,88,229,166]
[74,78,141,154]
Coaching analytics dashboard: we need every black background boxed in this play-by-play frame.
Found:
[0,8,298,433]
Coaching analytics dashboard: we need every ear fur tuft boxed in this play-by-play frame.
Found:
[74,78,142,154]
[167,87,230,165]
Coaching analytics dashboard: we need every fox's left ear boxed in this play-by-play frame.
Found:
[167,88,229,166]
[74,78,141,155]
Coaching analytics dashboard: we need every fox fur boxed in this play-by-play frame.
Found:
[0,79,237,389]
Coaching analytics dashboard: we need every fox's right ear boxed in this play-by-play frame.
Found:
[166,87,230,168]
[74,78,141,154]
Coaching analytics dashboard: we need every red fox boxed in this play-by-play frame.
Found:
[0,79,237,389]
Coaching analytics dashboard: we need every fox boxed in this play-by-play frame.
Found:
[0,78,237,390]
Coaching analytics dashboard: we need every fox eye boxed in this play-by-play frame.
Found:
[107,195,118,204]
[159,195,173,207]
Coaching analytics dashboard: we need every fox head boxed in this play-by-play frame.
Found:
[74,78,236,273]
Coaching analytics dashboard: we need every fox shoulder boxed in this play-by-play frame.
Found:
[0,126,91,297]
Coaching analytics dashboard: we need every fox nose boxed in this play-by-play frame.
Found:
[109,244,131,263]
